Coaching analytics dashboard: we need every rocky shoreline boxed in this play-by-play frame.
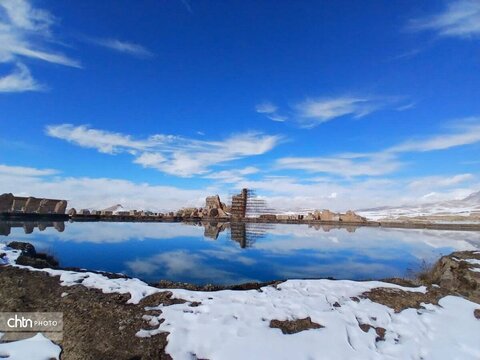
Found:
[1,242,480,359]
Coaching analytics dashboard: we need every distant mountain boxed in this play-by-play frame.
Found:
[101,204,124,212]
[357,191,480,221]
[463,191,480,203]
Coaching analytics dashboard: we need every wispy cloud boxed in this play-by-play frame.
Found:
[45,124,282,177]
[408,173,474,190]
[409,0,480,38]
[388,119,480,152]
[203,167,260,183]
[295,96,386,128]
[91,38,153,58]
[277,153,401,177]
[0,163,57,176]
[179,0,193,14]
[0,63,43,92]
[396,101,416,111]
[277,117,480,178]
[255,102,288,122]
[0,0,80,93]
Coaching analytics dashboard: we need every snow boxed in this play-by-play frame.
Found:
[357,194,480,222]
[138,282,480,360]
[451,256,480,272]
[0,333,61,360]
[2,242,480,360]
[464,258,480,267]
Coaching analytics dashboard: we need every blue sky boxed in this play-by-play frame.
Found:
[1,0,480,211]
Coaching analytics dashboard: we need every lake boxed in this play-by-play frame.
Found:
[1,220,480,285]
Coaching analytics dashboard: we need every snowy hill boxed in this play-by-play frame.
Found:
[357,191,480,221]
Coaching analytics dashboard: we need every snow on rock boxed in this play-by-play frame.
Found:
[0,333,61,360]
[138,282,480,360]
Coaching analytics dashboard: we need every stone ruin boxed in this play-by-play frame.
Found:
[0,193,68,215]
[175,194,230,220]
[304,209,366,223]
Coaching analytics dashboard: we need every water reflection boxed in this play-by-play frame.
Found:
[1,220,480,285]
[0,221,65,236]
[195,221,354,248]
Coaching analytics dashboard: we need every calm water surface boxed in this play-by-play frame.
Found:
[1,220,480,285]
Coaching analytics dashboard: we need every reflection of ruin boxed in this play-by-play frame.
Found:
[308,224,359,233]
[203,222,230,240]
[191,221,272,248]
[194,220,359,248]
[230,222,274,248]
[0,221,66,236]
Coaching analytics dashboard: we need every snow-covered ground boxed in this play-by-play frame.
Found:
[357,191,480,222]
[1,243,480,360]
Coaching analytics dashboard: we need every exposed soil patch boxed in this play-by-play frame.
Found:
[269,317,323,334]
[358,323,386,342]
[362,286,449,313]
[0,266,176,360]
[155,279,284,291]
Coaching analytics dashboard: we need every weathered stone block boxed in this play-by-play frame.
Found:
[0,193,14,212]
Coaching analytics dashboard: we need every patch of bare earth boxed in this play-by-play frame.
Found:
[363,251,480,312]
[269,317,323,334]
[357,322,386,342]
[0,266,184,360]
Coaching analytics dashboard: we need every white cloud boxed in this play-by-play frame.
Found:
[277,153,401,177]
[46,124,282,177]
[295,96,384,127]
[0,0,80,92]
[255,102,277,114]
[1,162,478,215]
[46,124,152,154]
[92,38,153,57]
[0,163,57,176]
[277,118,480,178]
[235,174,479,212]
[389,120,480,152]
[0,163,216,211]
[0,62,42,92]
[255,101,288,122]
[204,167,259,183]
[409,0,480,38]
[408,173,474,189]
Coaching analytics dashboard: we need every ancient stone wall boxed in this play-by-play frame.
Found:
[0,193,14,213]
[11,198,27,212]
[0,194,68,214]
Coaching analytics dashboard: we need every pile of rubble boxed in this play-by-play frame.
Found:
[175,195,230,219]
[277,210,367,223]
[306,210,367,222]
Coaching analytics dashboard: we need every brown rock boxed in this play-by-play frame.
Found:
[320,210,340,221]
[54,200,68,214]
[269,317,323,334]
[37,199,51,214]
[339,210,366,223]
[24,197,41,213]
[474,309,480,319]
[0,193,14,212]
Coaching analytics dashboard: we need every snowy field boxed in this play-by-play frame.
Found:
[1,243,480,360]
[357,192,480,222]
